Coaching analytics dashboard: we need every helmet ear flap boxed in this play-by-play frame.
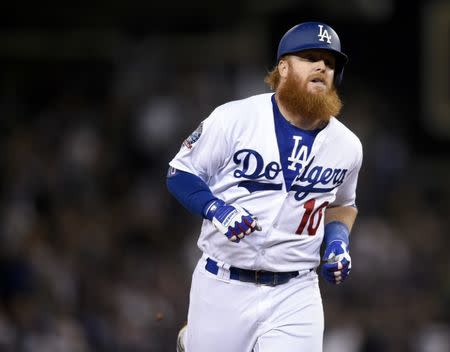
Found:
[334,66,344,86]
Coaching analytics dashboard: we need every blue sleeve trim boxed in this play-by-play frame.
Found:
[166,168,218,218]
[323,221,350,247]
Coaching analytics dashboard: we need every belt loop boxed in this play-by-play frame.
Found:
[216,260,231,270]
[216,260,231,282]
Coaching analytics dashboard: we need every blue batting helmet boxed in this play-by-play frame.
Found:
[277,22,348,85]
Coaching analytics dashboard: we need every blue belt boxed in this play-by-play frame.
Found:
[205,258,301,286]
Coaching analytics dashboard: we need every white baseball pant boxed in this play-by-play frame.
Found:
[184,255,324,352]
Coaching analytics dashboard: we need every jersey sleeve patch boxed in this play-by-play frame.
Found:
[183,122,203,149]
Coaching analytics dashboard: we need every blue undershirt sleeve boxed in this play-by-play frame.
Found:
[166,167,218,218]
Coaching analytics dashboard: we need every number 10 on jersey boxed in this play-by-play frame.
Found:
[295,199,329,236]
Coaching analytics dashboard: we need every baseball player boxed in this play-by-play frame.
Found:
[167,21,362,352]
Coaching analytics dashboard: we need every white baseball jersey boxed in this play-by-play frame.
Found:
[169,93,362,272]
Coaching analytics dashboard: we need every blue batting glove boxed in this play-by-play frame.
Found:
[321,240,351,284]
[204,199,262,243]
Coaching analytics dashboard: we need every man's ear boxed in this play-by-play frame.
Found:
[278,58,289,79]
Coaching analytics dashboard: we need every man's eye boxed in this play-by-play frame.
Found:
[325,60,335,68]
[299,54,335,68]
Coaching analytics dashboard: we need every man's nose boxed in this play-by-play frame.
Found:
[314,60,327,72]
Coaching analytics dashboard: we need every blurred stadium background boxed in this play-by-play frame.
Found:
[0,0,449,351]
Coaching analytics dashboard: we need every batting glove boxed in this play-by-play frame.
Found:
[204,199,262,242]
[321,240,351,284]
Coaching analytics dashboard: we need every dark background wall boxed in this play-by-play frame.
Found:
[0,1,449,351]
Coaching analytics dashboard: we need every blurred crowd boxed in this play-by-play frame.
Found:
[1,25,449,352]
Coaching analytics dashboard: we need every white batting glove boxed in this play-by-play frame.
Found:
[204,200,262,242]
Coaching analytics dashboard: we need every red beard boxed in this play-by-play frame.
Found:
[277,72,343,126]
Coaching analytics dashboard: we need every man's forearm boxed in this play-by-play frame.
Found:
[325,205,358,232]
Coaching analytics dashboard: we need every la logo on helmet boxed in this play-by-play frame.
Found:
[317,24,332,43]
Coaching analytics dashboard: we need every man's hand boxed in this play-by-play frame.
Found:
[321,240,351,284]
[204,200,262,242]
